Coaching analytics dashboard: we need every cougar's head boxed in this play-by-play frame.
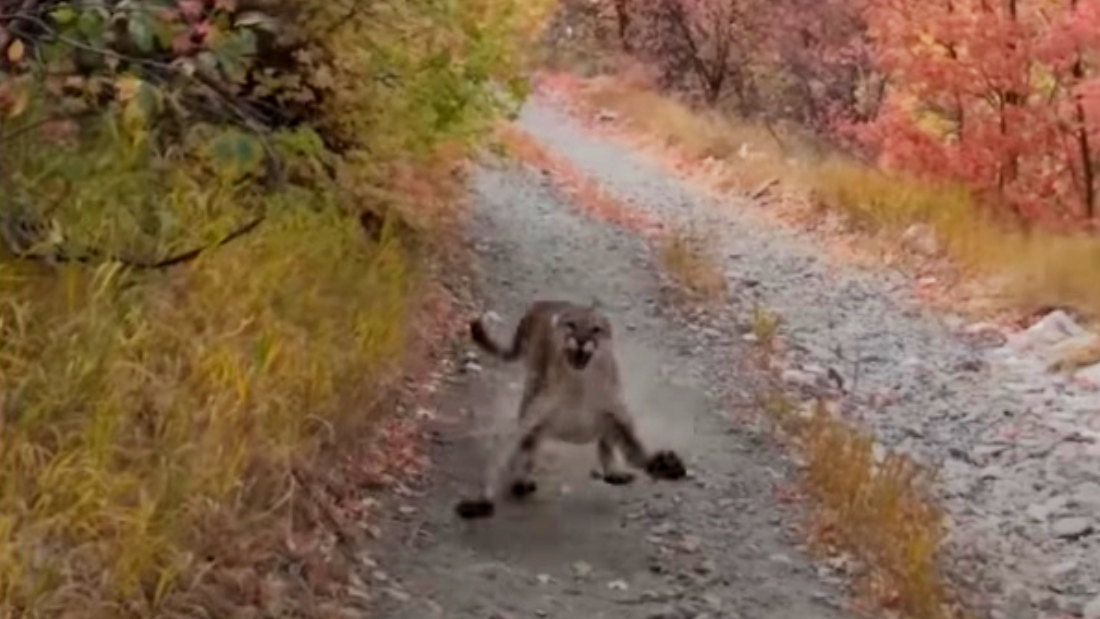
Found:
[555,307,612,370]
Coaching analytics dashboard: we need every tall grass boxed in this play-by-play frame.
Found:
[811,159,1100,318]
[0,207,414,615]
[754,363,955,619]
[799,404,950,619]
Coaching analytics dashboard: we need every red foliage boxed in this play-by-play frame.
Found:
[595,0,1100,227]
[763,0,878,129]
[855,0,1100,226]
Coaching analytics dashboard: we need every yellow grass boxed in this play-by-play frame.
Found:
[799,403,952,619]
[572,75,1100,321]
[584,78,793,191]
[0,208,416,616]
[811,161,1100,318]
[657,225,729,302]
[750,304,780,353]
[754,360,956,619]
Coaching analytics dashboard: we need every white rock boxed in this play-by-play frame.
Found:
[1083,594,1100,619]
[1050,516,1093,539]
[1006,310,1086,354]
[781,368,818,389]
[901,223,940,256]
[1074,361,1100,386]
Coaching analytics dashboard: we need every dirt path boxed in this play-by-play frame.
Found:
[361,107,855,618]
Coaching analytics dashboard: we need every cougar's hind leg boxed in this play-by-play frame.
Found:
[595,437,635,486]
[507,432,539,500]
[455,416,546,519]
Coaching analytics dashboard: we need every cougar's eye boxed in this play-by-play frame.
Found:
[563,320,577,331]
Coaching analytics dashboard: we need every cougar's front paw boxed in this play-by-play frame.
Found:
[601,471,636,486]
[455,498,495,519]
[646,450,687,480]
[510,479,538,499]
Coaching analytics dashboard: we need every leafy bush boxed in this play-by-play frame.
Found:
[0,0,551,616]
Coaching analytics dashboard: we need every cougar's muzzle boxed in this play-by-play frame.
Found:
[564,336,597,370]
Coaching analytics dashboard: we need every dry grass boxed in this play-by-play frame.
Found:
[799,403,953,619]
[546,72,1100,323]
[810,160,1100,319]
[750,344,957,619]
[1048,334,1100,373]
[0,208,418,616]
[749,304,781,353]
[657,225,728,302]
[571,72,806,192]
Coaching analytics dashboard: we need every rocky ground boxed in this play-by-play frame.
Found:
[362,95,1100,619]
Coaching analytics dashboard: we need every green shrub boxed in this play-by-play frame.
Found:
[0,0,552,615]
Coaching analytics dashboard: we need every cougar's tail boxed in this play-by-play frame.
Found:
[469,313,529,362]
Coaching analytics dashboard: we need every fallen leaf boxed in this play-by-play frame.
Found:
[6,38,25,64]
[0,79,29,118]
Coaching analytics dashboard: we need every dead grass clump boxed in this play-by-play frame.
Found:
[1048,334,1100,373]
[750,390,957,619]
[741,302,957,619]
[811,159,1100,319]
[1004,234,1100,321]
[798,404,951,619]
[809,159,971,234]
[749,304,781,353]
[657,225,729,302]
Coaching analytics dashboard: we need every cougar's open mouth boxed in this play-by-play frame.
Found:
[567,347,593,370]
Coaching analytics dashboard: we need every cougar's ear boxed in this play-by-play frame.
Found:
[589,295,603,311]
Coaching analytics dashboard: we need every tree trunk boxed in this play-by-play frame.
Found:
[614,0,632,52]
[1070,0,1096,218]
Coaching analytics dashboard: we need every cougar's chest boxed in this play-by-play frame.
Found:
[543,372,611,444]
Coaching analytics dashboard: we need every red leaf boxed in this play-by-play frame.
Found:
[171,31,195,54]
[179,0,204,21]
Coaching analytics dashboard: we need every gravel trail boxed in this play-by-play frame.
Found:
[364,96,1100,619]
[361,115,854,618]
